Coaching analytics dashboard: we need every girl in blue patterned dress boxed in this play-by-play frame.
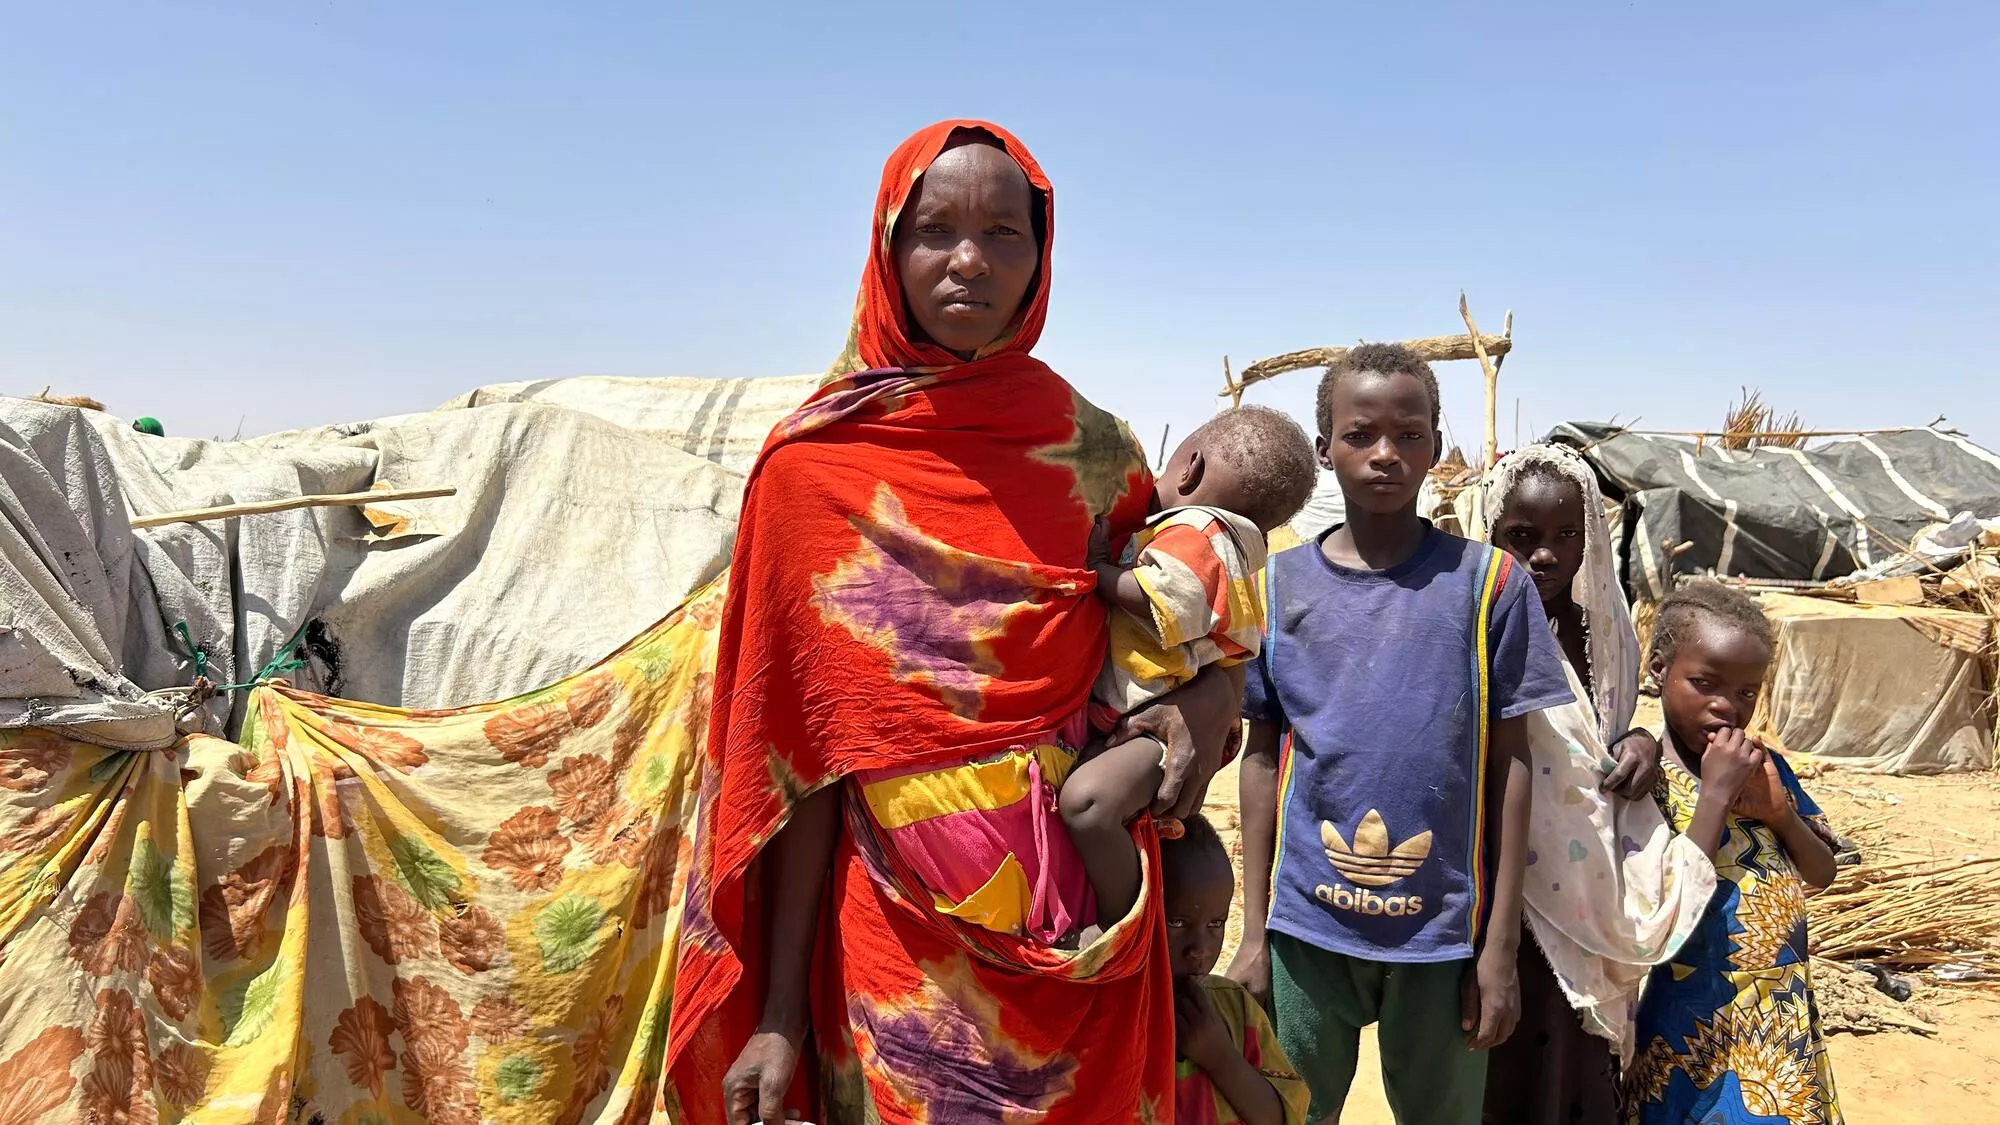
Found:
[1624,583,1843,1125]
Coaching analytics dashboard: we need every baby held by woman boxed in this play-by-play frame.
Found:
[1060,405,1317,921]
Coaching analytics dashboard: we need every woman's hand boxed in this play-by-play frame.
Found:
[725,787,838,1124]
[1110,662,1241,820]
[722,1030,803,1125]
[1174,976,1236,1071]
[1601,729,1663,800]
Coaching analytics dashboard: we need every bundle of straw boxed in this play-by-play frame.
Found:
[1718,387,1808,451]
[1433,445,1469,479]
[28,388,107,411]
[1808,816,2000,971]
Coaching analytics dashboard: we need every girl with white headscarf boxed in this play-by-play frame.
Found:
[1475,444,1716,1125]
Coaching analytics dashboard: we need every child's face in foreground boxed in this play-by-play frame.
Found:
[1164,858,1234,980]
[1317,371,1438,516]
[1655,618,1772,755]
[1494,474,1587,609]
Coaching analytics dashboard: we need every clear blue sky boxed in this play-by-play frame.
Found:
[4,2,1995,456]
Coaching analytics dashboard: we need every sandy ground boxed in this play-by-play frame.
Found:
[1201,754,2000,1124]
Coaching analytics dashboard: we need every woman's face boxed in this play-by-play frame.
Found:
[1494,472,1586,608]
[892,142,1040,357]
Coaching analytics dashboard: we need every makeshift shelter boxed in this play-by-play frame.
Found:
[1548,422,2000,597]
[437,374,822,476]
[1,377,824,742]
[1754,592,1994,774]
[1,375,831,1123]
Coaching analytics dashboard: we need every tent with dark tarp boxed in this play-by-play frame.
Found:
[1548,423,2000,598]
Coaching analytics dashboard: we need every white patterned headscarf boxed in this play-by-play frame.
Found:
[1477,443,1711,1061]
[1480,443,1638,743]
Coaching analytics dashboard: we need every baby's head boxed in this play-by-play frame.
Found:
[1155,405,1317,534]
[1161,813,1235,981]
[1647,581,1775,753]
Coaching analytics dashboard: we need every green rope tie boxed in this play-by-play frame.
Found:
[172,619,311,694]
[170,621,207,683]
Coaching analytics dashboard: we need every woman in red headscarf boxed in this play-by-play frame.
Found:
[663,122,1241,1123]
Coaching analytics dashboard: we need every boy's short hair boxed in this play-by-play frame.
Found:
[1160,812,1232,884]
[1192,405,1318,530]
[1315,342,1442,438]
[1649,580,1775,666]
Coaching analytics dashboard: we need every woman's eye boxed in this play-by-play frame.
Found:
[1166,918,1186,930]
[989,225,1022,238]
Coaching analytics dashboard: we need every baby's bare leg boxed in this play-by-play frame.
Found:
[1060,737,1166,926]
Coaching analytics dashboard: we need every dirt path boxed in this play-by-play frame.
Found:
[1202,762,2000,1124]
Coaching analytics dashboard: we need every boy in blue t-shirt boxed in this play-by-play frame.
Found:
[1224,343,1573,1125]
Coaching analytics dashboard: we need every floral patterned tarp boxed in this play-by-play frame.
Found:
[0,577,727,1124]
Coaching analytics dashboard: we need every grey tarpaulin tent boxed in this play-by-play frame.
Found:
[1548,423,2000,597]
[3,374,821,743]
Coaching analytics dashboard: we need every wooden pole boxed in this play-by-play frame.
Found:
[132,486,456,530]
[1156,424,1173,470]
[1221,356,1241,408]
[1459,293,1501,467]
[1620,425,1952,442]
[1231,332,1513,397]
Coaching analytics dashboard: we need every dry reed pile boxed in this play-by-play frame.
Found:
[1432,445,1470,482]
[1809,814,2000,975]
[1719,387,1806,451]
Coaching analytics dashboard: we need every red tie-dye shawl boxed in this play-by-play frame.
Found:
[664,121,1176,1123]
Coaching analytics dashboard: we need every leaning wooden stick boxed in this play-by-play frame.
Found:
[1459,293,1501,468]
[131,486,456,529]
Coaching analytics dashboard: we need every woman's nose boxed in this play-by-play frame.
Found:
[1531,547,1558,566]
[948,237,989,279]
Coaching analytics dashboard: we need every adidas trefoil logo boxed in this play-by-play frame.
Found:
[1313,810,1433,919]
[1322,810,1433,886]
